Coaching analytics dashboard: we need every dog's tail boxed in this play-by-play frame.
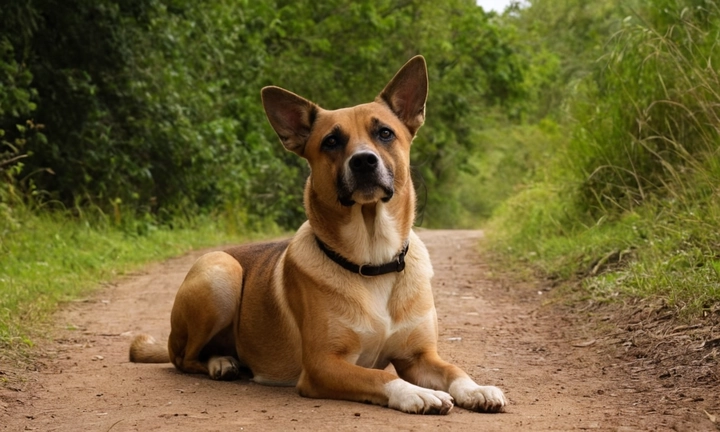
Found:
[129,334,170,363]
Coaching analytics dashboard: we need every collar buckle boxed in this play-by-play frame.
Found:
[358,264,371,277]
[396,251,406,272]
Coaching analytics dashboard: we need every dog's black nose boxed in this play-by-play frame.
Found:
[349,151,379,173]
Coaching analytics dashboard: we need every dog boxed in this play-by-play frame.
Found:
[129,56,507,414]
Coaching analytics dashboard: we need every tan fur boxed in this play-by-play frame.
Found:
[128,334,168,363]
[129,56,507,414]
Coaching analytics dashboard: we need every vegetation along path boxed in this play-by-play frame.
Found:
[2,230,717,431]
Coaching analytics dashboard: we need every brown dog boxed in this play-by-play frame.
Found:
[129,56,507,414]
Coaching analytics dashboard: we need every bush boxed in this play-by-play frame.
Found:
[0,0,530,229]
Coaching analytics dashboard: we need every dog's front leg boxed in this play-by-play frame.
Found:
[297,357,454,414]
[394,350,508,413]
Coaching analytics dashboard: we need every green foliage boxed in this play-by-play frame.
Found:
[0,0,529,229]
[452,119,564,227]
[121,0,303,226]
[0,26,43,230]
[572,0,720,217]
[3,0,301,226]
[487,0,720,316]
[506,0,634,121]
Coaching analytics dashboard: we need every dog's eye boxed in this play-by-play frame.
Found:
[322,136,339,150]
[378,128,394,142]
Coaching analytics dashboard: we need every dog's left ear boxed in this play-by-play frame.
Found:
[261,86,318,155]
[377,55,428,137]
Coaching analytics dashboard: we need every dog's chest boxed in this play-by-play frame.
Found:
[346,278,410,369]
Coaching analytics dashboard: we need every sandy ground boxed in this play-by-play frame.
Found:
[1,230,718,431]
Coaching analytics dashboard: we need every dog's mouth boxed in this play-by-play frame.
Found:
[338,182,394,207]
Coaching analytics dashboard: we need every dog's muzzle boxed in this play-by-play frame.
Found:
[338,150,394,206]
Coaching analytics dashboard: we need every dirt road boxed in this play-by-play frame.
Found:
[2,230,716,431]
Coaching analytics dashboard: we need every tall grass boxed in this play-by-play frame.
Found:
[487,0,720,316]
[572,1,720,217]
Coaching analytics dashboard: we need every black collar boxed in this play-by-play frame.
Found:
[316,237,409,277]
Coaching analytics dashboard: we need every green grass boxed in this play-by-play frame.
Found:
[486,189,720,316]
[585,200,720,314]
[483,2,720,318]
[0,207,274,356]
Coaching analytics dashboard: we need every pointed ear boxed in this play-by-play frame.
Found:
[377,56,428,136]
[261,86,318,155]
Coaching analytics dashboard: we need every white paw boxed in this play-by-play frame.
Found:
[449,377,507,413]
[385,379,454,415]
[208,356,240,381]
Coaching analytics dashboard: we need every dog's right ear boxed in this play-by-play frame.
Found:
[377,56,428,137]
[261,86,318,155]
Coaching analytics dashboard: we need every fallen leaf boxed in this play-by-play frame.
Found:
[572,340,597,348]
[704,410,716,423]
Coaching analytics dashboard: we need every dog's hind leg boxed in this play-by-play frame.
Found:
[167,251,243,380]
[207,355,242,380]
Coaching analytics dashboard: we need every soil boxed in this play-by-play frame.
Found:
[1,229,718,431]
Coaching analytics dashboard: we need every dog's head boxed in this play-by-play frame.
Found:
[261,56,428,210]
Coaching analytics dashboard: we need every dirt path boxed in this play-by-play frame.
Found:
[1,230,716,431]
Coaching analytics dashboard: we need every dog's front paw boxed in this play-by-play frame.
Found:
[208,356,241,381]
[449,377,507,413]
[385,379,454,415]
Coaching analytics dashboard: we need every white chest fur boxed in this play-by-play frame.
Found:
[350,276,395,369]
[344,274,432,370]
